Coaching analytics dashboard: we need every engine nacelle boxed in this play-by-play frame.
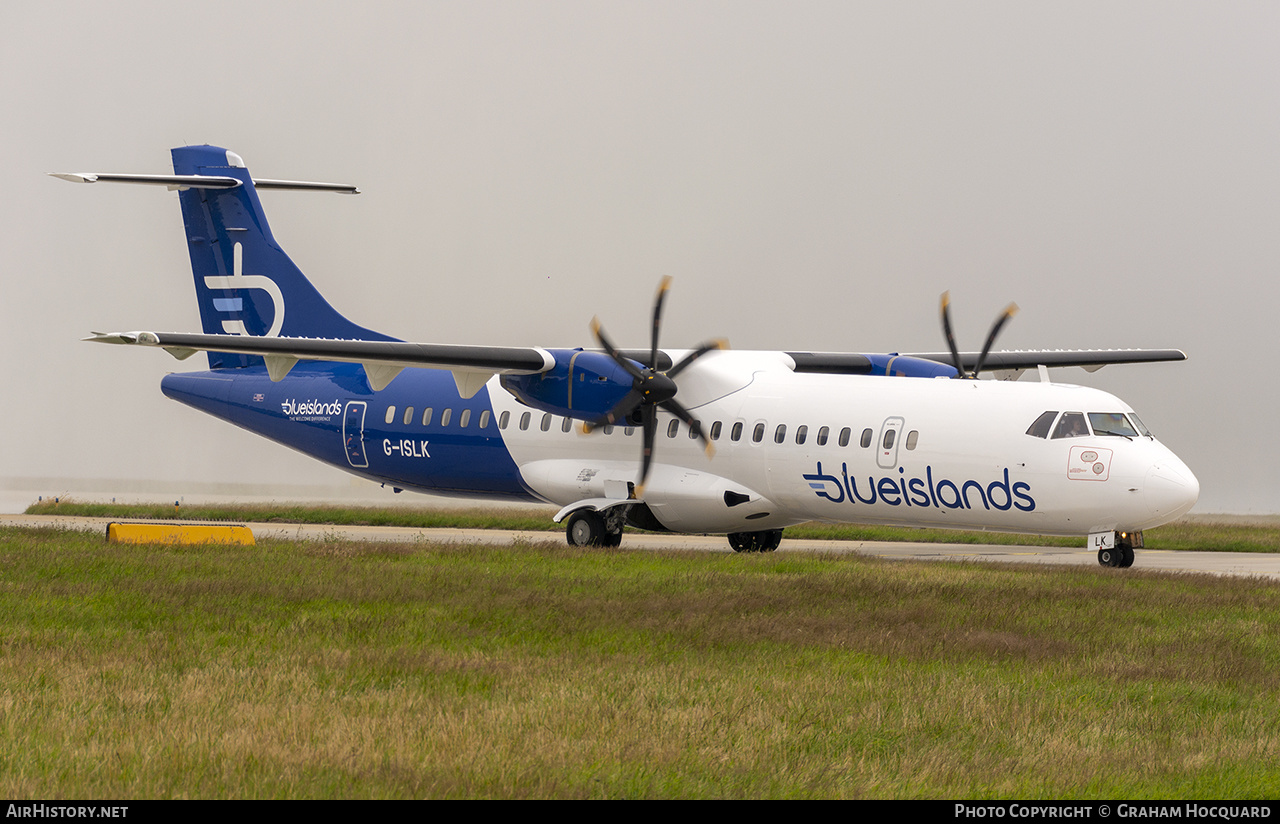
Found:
[864,354,958,378]
[500,349,637,421]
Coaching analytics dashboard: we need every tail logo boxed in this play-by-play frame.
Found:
[203,242,285,337]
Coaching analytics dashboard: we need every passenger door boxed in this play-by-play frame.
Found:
[876,416,905,469]
[343,401,369,468]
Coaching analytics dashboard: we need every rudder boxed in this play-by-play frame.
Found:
[171,145,394,369]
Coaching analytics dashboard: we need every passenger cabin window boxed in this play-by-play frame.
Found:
[499,410,509,429]
[1026,410,1057,439]
[540,413,552,432]
[731,422,744,442]
[1051,412,1089,439]
[403,407,415,425]
[905,430,918,450]
[860,428,873,448]
[752,423,765,443]
[838,427,851,447]
[1089,412,1140,438]
[882,429,896,450]
[668,419,680,438]
[689,421,702,440]
[519,411,531,431]
[710,421,722,441]
[816,426,829,446]
[422,408,434,426]
[774,424,787,444]
[795,425,807,445]
[459,409,471,428]
[385,406,396,425]
[479,410,491,429]
[441,408,452,427]
[561,416,573,433]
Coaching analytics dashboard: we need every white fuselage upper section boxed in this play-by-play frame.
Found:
[489,350,1199,536]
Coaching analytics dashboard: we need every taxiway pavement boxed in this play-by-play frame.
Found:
[4,514,1279,581]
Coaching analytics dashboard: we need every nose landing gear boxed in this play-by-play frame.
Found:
[1097,530,1141,568]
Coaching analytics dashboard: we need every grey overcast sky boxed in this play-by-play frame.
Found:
[2,1,1276,512]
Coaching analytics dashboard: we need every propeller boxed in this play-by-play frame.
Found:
[587,277,726,495]
[939,291,1019,378]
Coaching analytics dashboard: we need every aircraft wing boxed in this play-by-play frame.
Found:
[905,348,1187,374]
[86,331,554,396]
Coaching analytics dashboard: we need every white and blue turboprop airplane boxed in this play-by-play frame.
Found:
[54,146,1199,567]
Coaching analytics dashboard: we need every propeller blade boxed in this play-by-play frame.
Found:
[591,317,646,382]
[649,276,671,369]
[590,387,645,429]
[667,338,727,379]
[587,278,721,496]
[940,291,965,377]
[636,405,658,495]
[972,303,1019,376]
[660,398,715,457]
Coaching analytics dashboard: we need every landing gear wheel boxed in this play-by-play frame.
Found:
[566,510,607,547]
[1098,531,1137,568]
[728,529,783,553]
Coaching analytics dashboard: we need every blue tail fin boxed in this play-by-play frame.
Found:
[171,145,394,369]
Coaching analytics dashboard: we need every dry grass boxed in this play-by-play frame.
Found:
[2,526,1279,798]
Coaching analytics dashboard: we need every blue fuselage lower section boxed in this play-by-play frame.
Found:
[161,362,535,500]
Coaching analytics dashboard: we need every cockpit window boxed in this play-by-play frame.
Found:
[1051,412,1089,439]
[1128,413,1152,437]
[1088,412,1139,438]
[1026,410,1058,439]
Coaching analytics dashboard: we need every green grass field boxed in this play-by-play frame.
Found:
[3,522,1279,798]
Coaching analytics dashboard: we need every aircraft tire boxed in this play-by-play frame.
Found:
[728,529,783,553]
[1119,546,1135,568]
[1097,547,1120,568]
[566,510,606,547]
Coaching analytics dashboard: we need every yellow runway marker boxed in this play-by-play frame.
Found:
[106,522,255,546]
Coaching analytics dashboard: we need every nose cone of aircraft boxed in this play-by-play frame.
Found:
[1145,456,1199,523]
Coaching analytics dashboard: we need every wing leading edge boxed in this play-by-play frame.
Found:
[86,331,555,396]
[906,349,1187,373]
[87,330,1186,392]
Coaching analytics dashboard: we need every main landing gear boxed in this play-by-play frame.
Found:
[728,529,783,553]
[563,510,784,554]
[564,509,623,548]
[1097,531,1141,568]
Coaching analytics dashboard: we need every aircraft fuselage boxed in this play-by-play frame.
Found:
[161,348,1197,538]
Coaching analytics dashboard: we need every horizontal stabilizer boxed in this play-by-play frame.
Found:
[49,172,357,194]
[49,172,241,190]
